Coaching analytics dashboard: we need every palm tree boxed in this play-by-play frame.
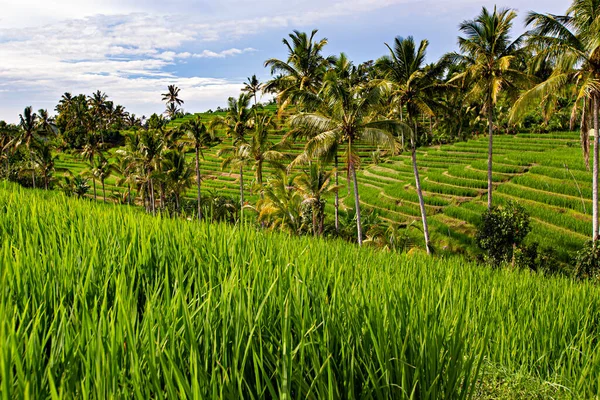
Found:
[264,30,333,111]
[162,85,184,106]
[32,140,59,190]
[181,115,220,220]
[162,149,194,213]
[242,75,263,106]
[511,2,600,240]
[138,129,165,214]
[446,6,526,209]
[290,74,401,245]
[257,171,303,233]
[92,154,115,202]
[377,36,444,254]
[80,131,104,200]
[211,93,254,216]
[247,111,288,197]
[164,103,181,120]
[294,162,336,236]
[15,107,40,188]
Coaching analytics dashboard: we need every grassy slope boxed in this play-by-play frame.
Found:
[55,110,590,260]
[1,183,600,398]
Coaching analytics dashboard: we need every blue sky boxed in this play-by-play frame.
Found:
[0,0,568,122]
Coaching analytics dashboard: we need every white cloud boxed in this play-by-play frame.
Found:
[193,48,257,58]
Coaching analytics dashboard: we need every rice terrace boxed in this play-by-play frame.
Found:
[2,0,600,398]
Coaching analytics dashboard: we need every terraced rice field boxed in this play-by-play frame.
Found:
[55,121,590,260]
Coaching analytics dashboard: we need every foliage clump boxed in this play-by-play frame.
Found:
[476,201,531,267]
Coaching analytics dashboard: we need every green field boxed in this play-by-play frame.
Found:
[55,116,591,261]
[1,183,600,398]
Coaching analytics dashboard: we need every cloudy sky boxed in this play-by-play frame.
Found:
[0,0,568,122]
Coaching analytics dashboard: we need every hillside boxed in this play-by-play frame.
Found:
[55,110,590,260]
[1,183,599,398]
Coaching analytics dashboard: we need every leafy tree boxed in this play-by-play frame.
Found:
[476,201,531,267]
[575,241,600,281]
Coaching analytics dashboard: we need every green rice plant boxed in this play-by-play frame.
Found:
[511,174,592,198]
[383,182,450,206]
[420,180,480,197]
[496,183,591,214]
[471,161,525,173]
[495,192,591,237]
[447,165,508,182]
[2,183,600,398]
[427,172,489,189]
[444,205,482,226]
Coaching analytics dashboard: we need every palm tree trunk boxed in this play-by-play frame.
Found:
[487,102,493,210]
[128,184,131,205]
[412,141,431,255]
[593,94,599,240]
[150,178,156,215]
[93,178,97,201]
[312,204,318,237]
[195,146,202,221]
[239,164,244,220]
[334,154,339,233]
[102,180,106,202]
[350,162,362,246]
[412,121,431,255]
[30,150,36,189]
[257,160,264,199]
[44,172,48,190]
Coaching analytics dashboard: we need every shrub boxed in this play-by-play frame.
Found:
[476,201,531,267]
[575,241,600,281]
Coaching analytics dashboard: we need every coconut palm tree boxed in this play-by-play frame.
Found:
[257,171,303,233]
[162,85,184,106]
[164,103,181,120]
[211,93,254,216]
[162,149,194,213]
[181,115,220,220]
[510,1,600,239]
[92,154,115,202]
[242,75,263,106]
[290,74,401,245]
[14,106,40,188]
[138,129,165,214]
[446,6,526,209]
[246,111,288,197]
[294,162,336,236]
[287,53,364,234]
[264,30,333,111]
[80,131,104,200]
[32,140,59,190]
[377,36,445,254]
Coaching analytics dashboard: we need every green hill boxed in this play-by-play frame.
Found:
[1,182,599,398]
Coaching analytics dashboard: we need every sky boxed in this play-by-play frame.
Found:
[0,0,569,123]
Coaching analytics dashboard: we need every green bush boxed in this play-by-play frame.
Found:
[575,241,600,281]
[476,201,531,267]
